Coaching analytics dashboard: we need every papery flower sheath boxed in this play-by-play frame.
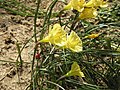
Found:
[64,31,82,52]
[40,24,67,46]
[85,33,100,39]
[65,62,85,77]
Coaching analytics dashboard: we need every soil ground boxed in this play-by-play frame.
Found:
[0,0,64,89]
[0,14,35,90]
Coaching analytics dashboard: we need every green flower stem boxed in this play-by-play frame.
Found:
[70,12,80,32]
[57,75,66,82]
[43,46,55,64]
[31,0,41,90]
[40,0,58,40]
[46,80,65,90]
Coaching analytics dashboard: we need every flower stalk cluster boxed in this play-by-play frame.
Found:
[39,0,108,83]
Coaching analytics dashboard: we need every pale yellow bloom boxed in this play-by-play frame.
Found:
[65,62,85,77]
[64,31,82,52]
[85,33,100,39]
[40,24,83,52]
[64,0,85,12]
[64,0,108,20]
[79,7,97,19]
[40,24,67,46]
[85,0,108,8]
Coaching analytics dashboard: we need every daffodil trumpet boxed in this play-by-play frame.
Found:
[63,31,83,52]
[57,62,85,82]
[40,23,67,47]
[65,62,85,78]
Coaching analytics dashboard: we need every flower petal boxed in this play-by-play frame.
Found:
[40,24,67,46]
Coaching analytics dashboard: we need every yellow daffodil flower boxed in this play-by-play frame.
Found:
[40,24,67,46]
[85,0,108,8]
[64,0,108,20]
[79,7,97,19]
[64,0,85,12]
[40,24,82,52]
[85,33,100,39]
[65,62,85,77]
[64,31,82,52]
